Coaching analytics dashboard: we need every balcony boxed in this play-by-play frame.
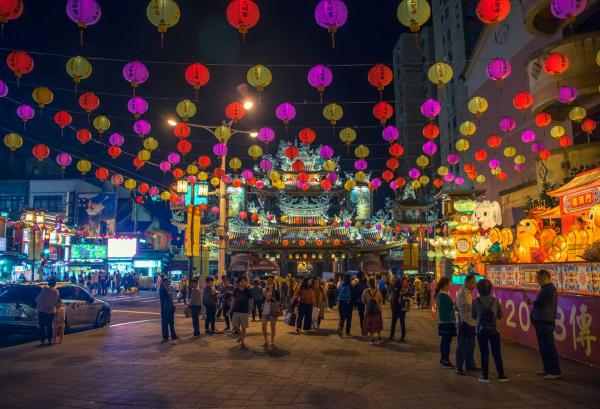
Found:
[523,0,562,36]
[525,31,600,116]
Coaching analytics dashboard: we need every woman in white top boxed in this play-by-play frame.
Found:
[261,278,281,348]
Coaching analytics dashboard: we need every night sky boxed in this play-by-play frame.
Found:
[0,1,408,202]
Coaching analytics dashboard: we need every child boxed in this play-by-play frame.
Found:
[53,302,67,344]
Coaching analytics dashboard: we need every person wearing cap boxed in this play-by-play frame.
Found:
[35,279,61,346]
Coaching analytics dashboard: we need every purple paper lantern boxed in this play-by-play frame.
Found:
[499,116,517,133]
[259,159,273,171]
[382,126,399,143]
[17,104,35,121]
[408,168,421,179]
[108,132,124,147]
[370,178,382,188]
[211,206,220,215]
[486,58,511,81]
[0,80,8,98]
[307,65,333,95]
[314,0,348,47]
[514,163,524,172]
[167,152,181,165]
[127,96,148,118]
[213,143,227,157]
[222,174,232,184]
[550,0,587,20]
[258,127,275,143]
[187,175,198,185]
[176,196,185,206]
[343,220,351,228]
[454,176,465,186]
[326,172,338,183]
[296,180,306,189]
[402,226,410,233]
[133,119,151,137]
[444,172,455,182]
[521,129,537,143]
[149,186,159,197]
[159,161,171,173]
[531,141,544,152]
[422,141,438,156]
[557,85,577,104]
[354,159,368,171]
[390,180,399,190]
[275,103,296,124]
[447,153,460,165]
[55,152,72,168]
[241,169,253,180]
[320,145,334,159]
[488,159,500,169]
[66,0,101,26]
[420,98,441,119]
[123,60,149,88]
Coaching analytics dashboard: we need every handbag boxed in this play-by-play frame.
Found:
[272,301,283,317]
[284,311,297,326]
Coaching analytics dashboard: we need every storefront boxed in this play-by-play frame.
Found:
[67,243,108,278]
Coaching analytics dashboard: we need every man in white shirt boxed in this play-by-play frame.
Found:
[455,274,479,375]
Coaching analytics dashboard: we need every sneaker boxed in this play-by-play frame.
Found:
[400,337,406,342]
[455,369,466,376]
[296,328,300,333]
[544,374,562,380]
[536,370,547,376]
[478,377,489,383]
[441,362,455,369]
[337,328,343,338]
[498,375,510,383]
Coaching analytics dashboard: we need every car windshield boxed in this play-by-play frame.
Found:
[0,285,42,303]
[58,285,92,301]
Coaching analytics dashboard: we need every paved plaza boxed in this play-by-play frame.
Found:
[0,295,599,409]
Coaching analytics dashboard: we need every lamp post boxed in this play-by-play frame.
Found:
[175,178,194,282]
[22,210,46,281]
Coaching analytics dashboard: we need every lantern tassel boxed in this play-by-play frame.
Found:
[160,33,164,49]
[80,29,83,47]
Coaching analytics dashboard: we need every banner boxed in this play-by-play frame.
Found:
[76,193,116,236]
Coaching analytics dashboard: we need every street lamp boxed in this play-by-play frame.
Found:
[175,178,195,282]
[22,210,45,281]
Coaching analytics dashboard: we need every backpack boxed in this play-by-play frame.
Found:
[338,284,351,301]
[366,289,380,314]
[476,298,498,335]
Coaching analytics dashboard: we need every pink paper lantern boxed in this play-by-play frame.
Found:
[211,206,220,215]
[256,181,265,189]
[390,180,399,190]
[0,80,8,97]
[176,196,185,206]
[308,65,333,94]
[370,178,382,188]
[275,102,296,124]
[127,96,148,118]
[550,0,587,20]
[123,60,149,87]
[454,176,465,186]
[514,163,524,172]
[499,116,517,133]
[444,172,455,182]
[159,161,171,172]
[133,119,151,137]
[326,172,338,183]
[259,159,273,171]
[187,175,198,185]
[531,141,544,152]
[408,168,421,179]
[108,132,124,146]
[149,186,159,196]
[382,126,399,143]
[167,152,181,165]
[486,58,511,81]
[320,145,334,159]
[55,152,72,168]
[17,104,35,121]
[258,127,275,143]
[241,169,253,180]
[420,98,441,119]
[422,141,438,156]
[314,0,348,47]
[354,159,368,171]
[557,85,577,104]
[521,129,536,143]
[488,159,500,169]
[213,143,227,157]
[222,174,232,184]
[447,153,460,165]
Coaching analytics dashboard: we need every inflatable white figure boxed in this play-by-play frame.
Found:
[473,201,502,255]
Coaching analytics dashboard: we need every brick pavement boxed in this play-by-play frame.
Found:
[0,306,599,409]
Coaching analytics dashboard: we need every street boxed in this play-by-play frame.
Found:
[0,293,599,409]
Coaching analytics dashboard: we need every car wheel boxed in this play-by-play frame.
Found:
[95,309,109,328]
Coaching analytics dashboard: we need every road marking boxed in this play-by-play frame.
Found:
[109,319,158,327]
[112,309,186,317]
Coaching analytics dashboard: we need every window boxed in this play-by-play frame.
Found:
[33,195,64,212]
[0,195,25,213]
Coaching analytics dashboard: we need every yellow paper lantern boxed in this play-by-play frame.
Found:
[92,115,110,134]
[514,154,526,165]
[124,178,137,190]
[568,106,586,122]
[66,56,92,85]
[197,171,209,181]
[3,132,23,152]
[419,175,430,185]
[137,149,151,161]
[248,144,263,160]
[176,99,196,122]
[397,0,431,33]
[229,157,242,171]
[210,177,220,187]
[76,159,91,175]
[491,168,502,176]
[476,174,486,184]
[280,215,288,222]
[275,180,285,189]
[416,154,429,168]
[215,125,232,143]
[268,171,281,182]
[339,127,357,146]
[550,125,565,138]
[455,139,470,152]
[344,179,356,191]
[411,180,422,189]
[437,166,449,176]
[428,61,453,88]
[467,96,488,117]
[323,103,343,125]
[503,146,516,158]
[146,0,180,38]
[246,64,272,92]
[459,120,477,137]
[186,164,199,175]
[323,159,336,172]
[160,191,171,201]
[32,86,54,108]
[355,171,366,183]
[143,136,159,151]
[354,144,369,159]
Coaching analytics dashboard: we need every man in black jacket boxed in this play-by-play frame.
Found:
[159,277,179,341]
[353,271,368,336]
[524,269,561,380]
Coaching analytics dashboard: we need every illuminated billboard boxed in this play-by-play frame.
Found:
[70,244,107,263]
[107,238,137,258]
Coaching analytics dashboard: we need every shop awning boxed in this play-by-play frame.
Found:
[548,167,600,197]
[536,206,561,219]
[248,259,279,271]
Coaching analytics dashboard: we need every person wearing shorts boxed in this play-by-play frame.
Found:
[230,277,251,348]
[261,277,281,348]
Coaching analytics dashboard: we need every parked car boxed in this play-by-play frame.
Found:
[0,282,111,338]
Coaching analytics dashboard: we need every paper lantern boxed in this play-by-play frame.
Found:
[531,141,544,153]
[420,98,441,120]
[498,116,517,133]
[172,168,184,179]
[582,118,597,135]
[323,103,343,125]
[133,157,145,169]
[550,125,566,138]
[476,0,511,24]
[226,0,260,37]
[463,163,475,173]
[467,96,488,117]
[550,0,587,20]
[476,174,486,184]
[368,64,393,93]
[3,132,22,151]
[176,140,192,155]
[428,62,453,88]
[259,159,273,171]
[213,143,227,157]
[95,167,109,181]
[197,155,211,169]
[487,134,502,148]
[412,180,423,189]
[76,159,91,176]
[247,64,272,92]
[521,129,537,143]
[557,85,577,104]
[559,136,572,147]
[395,177,406,187]
[172,122,190,139]
[228,157,242,171]
[66,0,101,45]
[258,127,275,144]
[354,144,369,159]
[408,168,421,179]
[423,123,440,140]
[215,125,232,143]
[176,99,196,122]
[93,115,110,134]
[32,86,53,109]
[16,104,34,125]
[433,178,443,188]
[544,52,569,76]
[474,150,487,162]
[568,106,586,122]
[186,164,198,175]
[143,137,158,151]
[108,132,124,147]
[447,153,460,165]
[127,96,148,119]
[354,172,366,183]
[488,158,500,169]
[321,179,332,191]
[372,101,393,125]
[133,119,151,138]
[124,179,136,191]
[539,149,551,160]
[0,0,23,28]
[0,79,8,97]
[79,91,99,113]
[276,102,296,125]
[386,157,399,170]
[370,178,382,189]
[167,152,181,165]
[389,143,404,157]
[146,0,180,47]
[53,111,72,134]
[514,154,526,164]
[241,169,253,180]
[159,161,171,173]
[66,56,92,88]
[514,163,524,172]
[416,155,430,168]
[285,145,299,159]
[295,128,314,145]
[338,127,356,147]
[513,91,533,111]
[534,112,552,128]
[486,57,511,82]
[107,146,121,159]
[397,0,431,33]
[7,50,33,80]
[422,141,438,156]
[382,126,399,143]
[314,0,348,48]
[56,152,72,170]
[455,139,470,152]
[459,120,477,137]
[122,61,149,93]
[503,146,517,158]
[248,144,263,160]
[354,159,368,171]
[185,63,210,92]
[32,144,49,161]
[225,101,246,123]
[160,191,171,201]
[308,65,333,101]
[323,159,337,172]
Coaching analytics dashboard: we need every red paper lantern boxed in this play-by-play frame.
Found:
[497,171,508,181]
[6,50,33,79]
[464,163,475,173]
[467,171,478,180]
[373,101,393,125]
[225,101,246,122]
[534,112,552,127]
[395,177,406,187]
[422,123,440,140]
[185,63,210,90]
[0,0,22,24]
[474,150,488,161]
[79,92,100,113]
[107,145,121,159]
[173,122,191,139]
[382,170,394,182]
[173,168,184,179]
[95,167,109,181]
[298,128,316,145]
[367,64,393,92]
[176,140,192,155]
[291,159,305,172]
[476,0,511,24]
[487,134,502,148]
[513,91,533,111]
[214,167,225,178]
[54,110,72,131]
[389,143,404,157]
[386,157,399,170]
[138,183,149,195]
[246,177,256,187]
[543,52,569,76]
[133,157,145,169]
[433,178,443,188]
[232,179,243,188]
[239,211,247,219]
[298,172,309,183]
[285,145,299,159]
[539,149,551,160]
[226,0,260,35]
[197,155,211,168]
[32,143,49,161]
[76,128,92,144]
[581,118,597,134]
[559,136,572,148]
[321,179,332,191]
